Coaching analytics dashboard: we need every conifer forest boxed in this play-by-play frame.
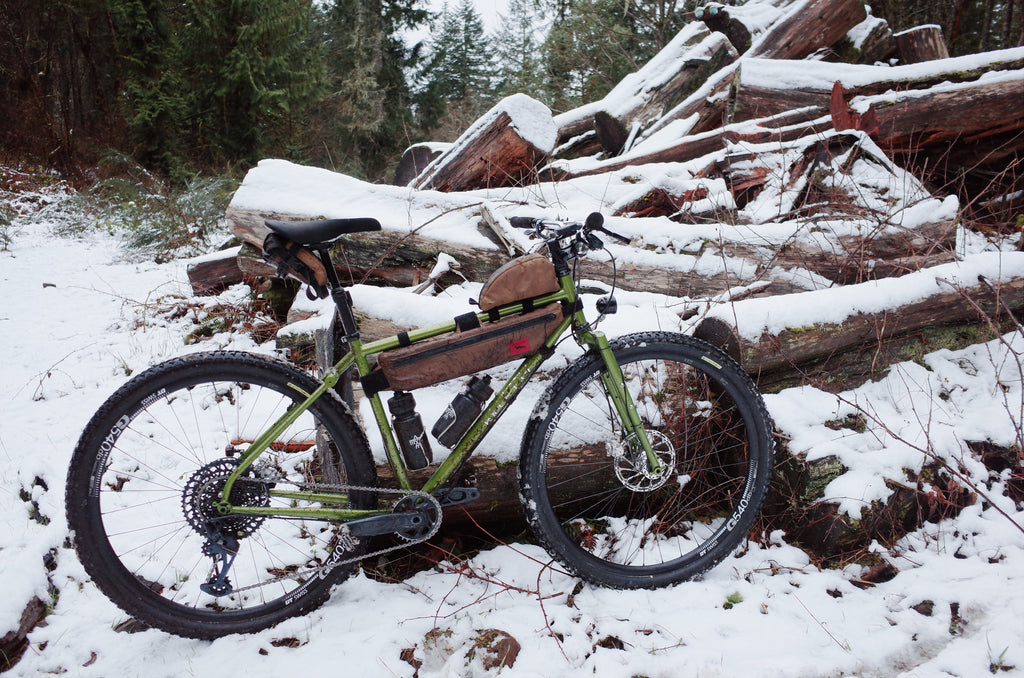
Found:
[3,0,1022,184]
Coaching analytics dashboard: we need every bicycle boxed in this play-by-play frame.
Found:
[65,212,775,639]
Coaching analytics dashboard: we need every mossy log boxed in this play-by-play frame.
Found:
[693,270,1024,391]
[768,451,976,562]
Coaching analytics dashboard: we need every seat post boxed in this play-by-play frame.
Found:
[316,249,361,343]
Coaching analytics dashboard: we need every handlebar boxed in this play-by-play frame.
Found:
[509,212,631,249]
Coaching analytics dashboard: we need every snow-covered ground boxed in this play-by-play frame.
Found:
[1,179,1022,677]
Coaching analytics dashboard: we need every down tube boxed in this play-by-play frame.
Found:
[421,351,546,494]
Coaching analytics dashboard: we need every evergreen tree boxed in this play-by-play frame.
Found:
[541,0,643,109]
[178,0,326,167]
[494,0,548,99]
[109,0,187,177]
[307,0,428,179]
[415,0,497,139]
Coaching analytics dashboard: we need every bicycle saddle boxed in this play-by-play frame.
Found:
[264,217,381,245]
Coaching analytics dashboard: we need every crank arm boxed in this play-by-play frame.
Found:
[434,487,480,507]
[344,512,424,537]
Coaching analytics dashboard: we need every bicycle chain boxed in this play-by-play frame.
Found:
[223,482,442,595]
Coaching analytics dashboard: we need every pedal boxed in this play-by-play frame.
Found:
[434,487,480,507]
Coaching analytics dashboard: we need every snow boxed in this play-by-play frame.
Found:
[734,46,1024,91]
[700,251,1024,341]
[2,179,1022,678]
[553,23,732,131]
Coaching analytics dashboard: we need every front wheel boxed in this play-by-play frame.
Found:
[519,332,774,589]
[65,351,376,638]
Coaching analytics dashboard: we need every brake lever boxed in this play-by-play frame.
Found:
[597,225,630,244]
[583,212,630,245]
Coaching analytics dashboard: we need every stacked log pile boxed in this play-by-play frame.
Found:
[200,0,1024,559]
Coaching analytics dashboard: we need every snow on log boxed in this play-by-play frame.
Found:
[552,24,739,159]
[411,94,556,192]
[551,108,835,180]
[624,0,867,152]
[693,252,1024,388]
[726,48,1024,123]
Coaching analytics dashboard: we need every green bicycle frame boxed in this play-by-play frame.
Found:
[217,269,660,522]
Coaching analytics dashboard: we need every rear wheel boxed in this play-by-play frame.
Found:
[519,332,774,589]
[65,351,376,638]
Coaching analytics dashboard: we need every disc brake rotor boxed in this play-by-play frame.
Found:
[610,429,676,491]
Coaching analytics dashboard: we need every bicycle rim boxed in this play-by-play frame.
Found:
[521,333,773,587]
[67,353,374,636]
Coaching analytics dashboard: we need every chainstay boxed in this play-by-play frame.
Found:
[226,483,442,594]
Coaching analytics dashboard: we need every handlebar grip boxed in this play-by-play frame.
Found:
[509,217,536,229]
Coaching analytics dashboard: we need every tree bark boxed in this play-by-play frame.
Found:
[185,246,246,295]
[411,98,556,192]
[747,0,867,59]
[894,25,950,63]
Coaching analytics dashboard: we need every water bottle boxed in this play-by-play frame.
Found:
[388,392,432,470]
[431,376,493,448]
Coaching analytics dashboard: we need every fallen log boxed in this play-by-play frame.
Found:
[746,0,866,59]
[185,245,246,295]
[552,25,739,159]
[894,25,950,64]
[230,206,509,286]
[229,206,743,298]
[725,48,1024,124]
[411,94,556,192]
[864,73,1024,170]
[692,254,1024,390]
[693,0,866,60]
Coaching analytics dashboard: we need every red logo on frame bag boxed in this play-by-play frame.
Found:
[508,337,531,356]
